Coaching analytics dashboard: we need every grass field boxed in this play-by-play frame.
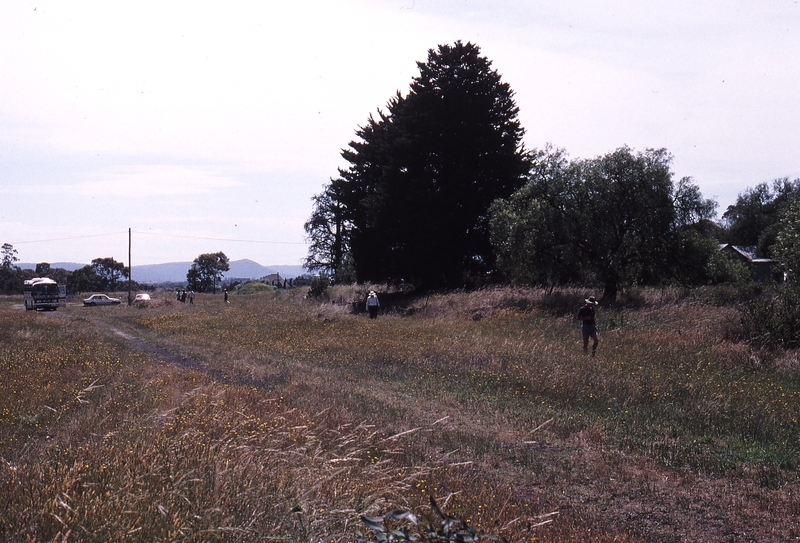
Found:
[1,286,798,542]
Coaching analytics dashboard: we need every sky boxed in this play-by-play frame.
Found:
[1,0,798,267]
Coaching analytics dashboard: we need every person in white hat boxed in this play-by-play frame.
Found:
[366,290,380,319]
[575,296,599,356]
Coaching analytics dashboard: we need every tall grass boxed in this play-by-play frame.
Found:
[1,286,798,542]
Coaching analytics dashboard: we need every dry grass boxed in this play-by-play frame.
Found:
[0,286,798,542]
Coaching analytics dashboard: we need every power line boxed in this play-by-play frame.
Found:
[131,230,307,245]
[9,230,307,246]
[10,232,129,244]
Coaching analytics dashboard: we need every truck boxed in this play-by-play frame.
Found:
[23,277,67,311]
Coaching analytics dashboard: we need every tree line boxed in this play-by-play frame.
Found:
[0,248,135,295]
[304,41,799,301]
[0,246,232,296]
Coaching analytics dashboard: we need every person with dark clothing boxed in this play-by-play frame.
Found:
[576,296,599,356]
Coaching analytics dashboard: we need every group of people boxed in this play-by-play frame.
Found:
[175,289,195,304]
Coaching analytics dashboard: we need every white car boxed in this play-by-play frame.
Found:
[134,293,151,303]
[83,294,121,306]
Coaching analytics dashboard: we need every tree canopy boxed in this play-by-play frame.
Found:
[490,146,718,301]
[1,243,19,269]
[771,197,800,276]
[306,41,530,288]
[187,252,230,293]
[721,177,800,257]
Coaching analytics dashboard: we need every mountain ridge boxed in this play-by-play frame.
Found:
[18,259,306,284]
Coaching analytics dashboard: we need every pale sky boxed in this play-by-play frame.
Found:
[2,0,798,266]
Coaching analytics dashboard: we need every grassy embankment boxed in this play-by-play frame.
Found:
[1,286,798,542]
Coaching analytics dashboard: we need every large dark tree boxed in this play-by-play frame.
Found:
[490,146,717,301]
[187,252,230,293]
[307,41,529,288]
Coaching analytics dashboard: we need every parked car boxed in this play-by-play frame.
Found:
[83,294,121,306]
[134,293,151,303]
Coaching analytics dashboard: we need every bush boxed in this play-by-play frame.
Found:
[740,283,800,348]
[236,281,274,294]
[309,275,330,298]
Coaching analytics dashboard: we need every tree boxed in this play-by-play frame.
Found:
[71,265,102,293]
[771,197,800,277]
[308,41,529,288]
[304,178,354,283]
[721,177,800,256]
[489,147,583,287]
[91,257,129,291]
[187,252,230,293]
[1,243,19,269]
[490,146,717,301]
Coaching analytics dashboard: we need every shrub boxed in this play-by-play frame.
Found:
[309,275,330,298]
[740,283,800,348]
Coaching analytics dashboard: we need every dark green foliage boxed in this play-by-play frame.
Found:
[186,252,230,293]
[357,497,507,543]
[91,257,129,291]
[721,177,800,256]
[490,146,718,301]
[740,283,800,349]
[304,179,353,283]
[308,274,329,298]
[307,41,529,289]
[771,196,800,276]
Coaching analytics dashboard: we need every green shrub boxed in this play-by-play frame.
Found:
[236,281,274,294]
[309,275,330,298]
[740,283,800,348]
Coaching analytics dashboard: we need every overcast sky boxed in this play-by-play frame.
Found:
[2,0,798,267]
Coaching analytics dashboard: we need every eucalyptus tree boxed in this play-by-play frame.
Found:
[187,252,229,293]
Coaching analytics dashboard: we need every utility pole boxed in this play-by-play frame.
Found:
[128,228,132,306]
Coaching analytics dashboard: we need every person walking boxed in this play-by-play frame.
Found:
[366,290,380,319]
[188,290,194,304]
[575,296,599,356]
[224,288,229,304]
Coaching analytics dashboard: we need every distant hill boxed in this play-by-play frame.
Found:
[19,260,306,284]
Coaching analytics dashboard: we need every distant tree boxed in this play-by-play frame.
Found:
[490,146,717,301]
[309,41,529,288]
[91,257,129,291]
[186,265,202,292]
[1,243,19,269]
[71,265,102,293]
[187,252,230,293]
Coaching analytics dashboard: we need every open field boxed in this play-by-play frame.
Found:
[1,286,798,542]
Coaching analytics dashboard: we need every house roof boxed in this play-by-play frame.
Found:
[719,244,773,263]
